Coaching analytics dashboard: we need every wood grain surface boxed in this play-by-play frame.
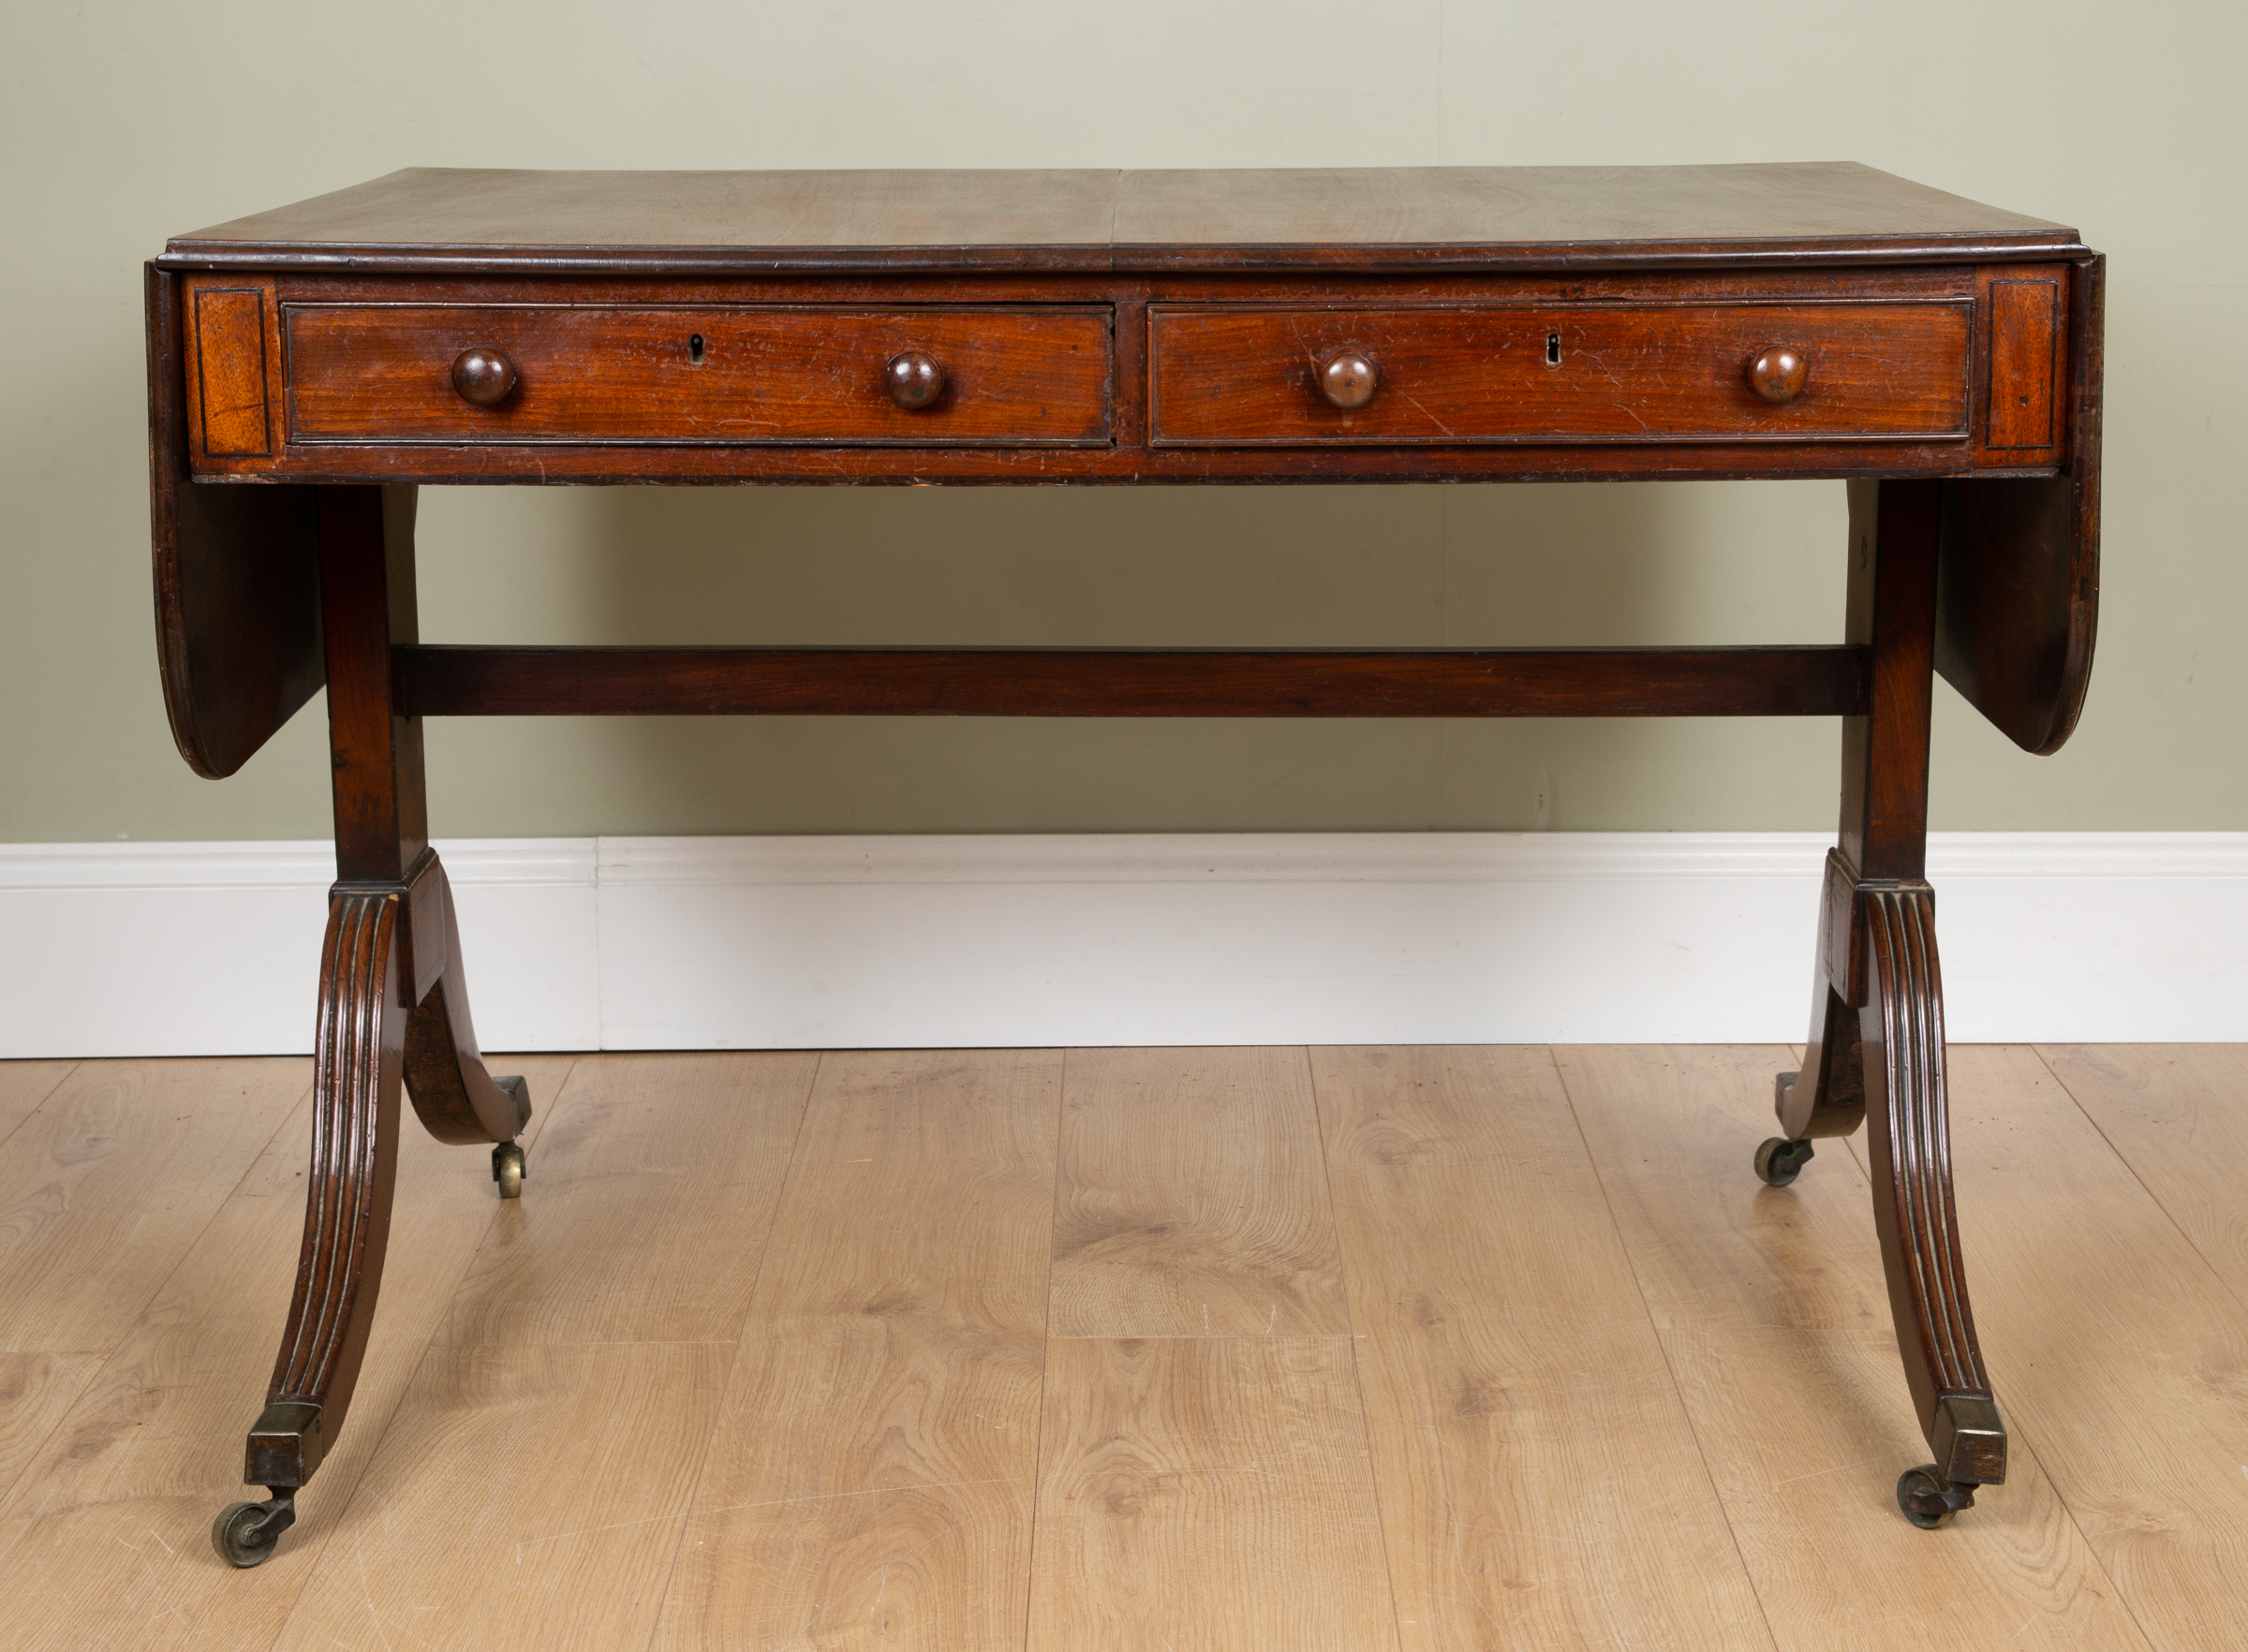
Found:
[2035,1044,2248,1295]
[164,164,2080,273]
[0,1058,308,1353]
[6,1044,2239,1650]
[0,1061,74,1153]
[1150,302,1970,445]
[437,1052,815,1346]
[286,304,1114,447]
[276,1343,729,1652]
[656,1050,1061,1652]
[0,1055,575,1652]
[1313,1045,1771,1651]
[1918,1046,2248,1651]
[1050,1046,1348,1338]
[1026,1336,1398,1652]
[1557,1045,2146,1650]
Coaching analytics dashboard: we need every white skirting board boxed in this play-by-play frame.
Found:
[0,833,2241,1057]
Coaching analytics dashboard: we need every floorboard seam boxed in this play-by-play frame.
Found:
[1302,1044,1412,1652]
[274,1054,585,1649]
[633,1050,824,1652]
[1547,1044,1787,1652]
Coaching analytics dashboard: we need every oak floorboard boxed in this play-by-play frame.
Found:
[2036,1044,2248,1302]
[653,1049,1062,1652]
[1026,1336,1398,1652]
[0,1058,309,1355]
[1312,1045,1773,1652]
[0,1062,75,1152]
[0,1055,577,1652]
[1883,1045,2248,1652]
[1557,1044,2145,1651]
[275,1343,727,1652]
[438,1051,819,1347]
[1050,1045,1348,1338]
[0,1352,102,1505]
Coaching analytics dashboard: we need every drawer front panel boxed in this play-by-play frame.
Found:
[285,305,1114,445]
[1149,303,1970,445]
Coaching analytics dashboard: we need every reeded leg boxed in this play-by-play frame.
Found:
[215,484,534,1567]
[1757,479,2005,1526]
[214,888,408,1566]
[1858,885,2005,1522]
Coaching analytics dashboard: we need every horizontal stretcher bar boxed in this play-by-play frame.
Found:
[393,644,1870,719]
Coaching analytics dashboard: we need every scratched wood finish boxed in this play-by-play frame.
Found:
[1150,302,1970,445]
[438,1051,817,1346]
[0,1055,575,1652]
[1915,1046,2248,1650]
[1026,1335,1399,1652]
[0,1058,309,1354]
[1049,1045,1349,1338]
[1555,1045,2147,1650]
[657,1050,1062,1652]
[286,304,1114,446]
[1312,1045,1771,1651]
[165,163,2078,274]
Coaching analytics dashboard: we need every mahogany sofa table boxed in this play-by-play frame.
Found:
[144,163,2104,1566]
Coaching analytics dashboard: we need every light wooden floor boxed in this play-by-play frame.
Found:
[0,1045,2243,1650]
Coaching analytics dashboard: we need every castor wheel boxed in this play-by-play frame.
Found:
[1754,1136,1815,1187]
[211,1492,295,1567]
[492,1141,525,1200]
[1897,1465,1977,1528]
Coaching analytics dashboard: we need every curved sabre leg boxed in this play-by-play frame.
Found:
[1858,884,2005,1526]
[215,889,407,1566]
[400,853,533,1191]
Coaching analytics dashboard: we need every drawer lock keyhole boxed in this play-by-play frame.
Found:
[1546,332,1561,367]
[688,334,706,365]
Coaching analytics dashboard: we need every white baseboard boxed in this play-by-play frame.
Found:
[1,833,2241,1057]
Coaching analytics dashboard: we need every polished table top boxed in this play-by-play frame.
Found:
[162,162,2081,272]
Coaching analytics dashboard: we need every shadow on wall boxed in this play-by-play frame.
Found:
[419,479,1845,834]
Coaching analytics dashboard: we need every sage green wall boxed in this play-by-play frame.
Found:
[4,2,2239,841]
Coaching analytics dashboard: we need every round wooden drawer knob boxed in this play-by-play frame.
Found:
[450,347,518,406]
[1318,351,1378,409]
[885,350,946,409]
[1747,346,1810,404]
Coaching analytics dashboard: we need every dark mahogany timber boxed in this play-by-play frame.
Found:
[1318,351,1378,409]
[449,347,518,406]
[251,887,407,1488]
[884,349,946,409]
[160,164,2083,275]
[146,266,322,779]
[1934,256,2104,753]
[148,166,2103,1546]
[1747,345,1810,404]
[1149,302,1965,446]
[396,644,1868,720]
[1775,476,2006,1496]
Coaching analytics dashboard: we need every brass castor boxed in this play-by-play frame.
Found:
[211,1492,295,1567]
[1754,1136,1815,1187]
[492,1141,526,1200]
[1897,1465,1977,1529]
